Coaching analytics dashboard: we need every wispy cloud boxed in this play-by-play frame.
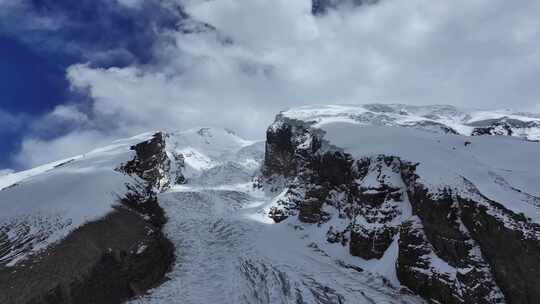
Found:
[0,109,27,133]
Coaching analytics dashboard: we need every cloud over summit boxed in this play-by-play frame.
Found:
[7,0,540,167]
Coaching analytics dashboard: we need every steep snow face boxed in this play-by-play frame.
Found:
[0,132,155,266]
[282,104,540,140]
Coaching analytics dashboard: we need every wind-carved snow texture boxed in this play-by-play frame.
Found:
[133,128,424,304]
[0,214,72,266]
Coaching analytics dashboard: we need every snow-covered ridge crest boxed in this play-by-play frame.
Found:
[281,103,540,140]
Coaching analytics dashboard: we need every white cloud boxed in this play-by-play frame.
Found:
[28,104,90,137]
[0,109,26,132]
[14,0,540,167]
[15,131,115,168]
[49,105,89,123]
[0,169,14,176]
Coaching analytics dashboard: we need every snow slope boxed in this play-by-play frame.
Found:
[0,132,154,266]
[135,186,423,304]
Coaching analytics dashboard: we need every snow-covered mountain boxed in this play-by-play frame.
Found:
[263,104,540,304]
[1,105,539,304]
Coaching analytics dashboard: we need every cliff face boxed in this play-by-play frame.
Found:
[262,111,540,304]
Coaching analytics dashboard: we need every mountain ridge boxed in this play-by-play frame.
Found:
[1,105,539,304]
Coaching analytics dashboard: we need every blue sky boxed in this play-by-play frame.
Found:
[0,35,69,168]
[0,0,179,168]
[1,0,540,170]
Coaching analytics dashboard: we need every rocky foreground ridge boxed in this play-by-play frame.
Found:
[0,133,180,304]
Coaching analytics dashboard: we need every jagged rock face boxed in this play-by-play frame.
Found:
[401,184,505,303]
[398,217,462,304]
[263,112,540,304]
[459,198,540,303]
[118,132,182,228]
[120,132,175,193]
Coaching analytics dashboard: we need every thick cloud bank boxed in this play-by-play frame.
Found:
[8,0,540,167]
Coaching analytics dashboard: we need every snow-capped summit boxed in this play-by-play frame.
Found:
[281,104,540,140]
[165,127,264,183]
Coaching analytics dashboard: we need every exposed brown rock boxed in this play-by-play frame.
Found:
[0,207,174,304]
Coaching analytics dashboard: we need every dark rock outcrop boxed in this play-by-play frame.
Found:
[398,217,461,304]
[120,132,173,193]
[460,197,540,303]
[263,115,540,304]
[0,208,174,304]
